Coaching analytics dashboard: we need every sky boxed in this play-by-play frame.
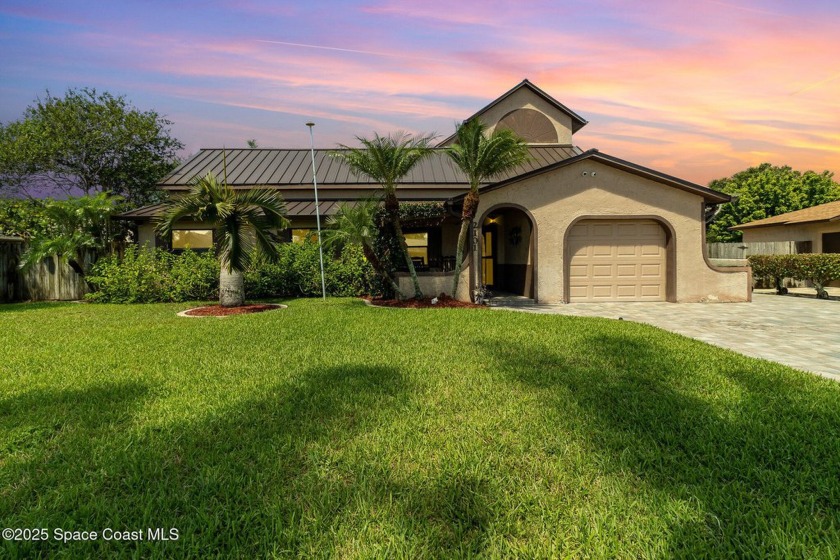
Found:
[1,0,838,185]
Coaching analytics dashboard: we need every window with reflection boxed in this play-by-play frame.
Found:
[405,231,429,265]
[172,229,213,250]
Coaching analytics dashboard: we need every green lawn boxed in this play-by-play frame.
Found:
[1,299,839,559]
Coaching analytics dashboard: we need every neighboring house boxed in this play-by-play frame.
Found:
[730,200,840,254]
[118,80,750,303]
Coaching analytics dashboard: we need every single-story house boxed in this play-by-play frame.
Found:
[730,200,840,254]
[119,79,750,303]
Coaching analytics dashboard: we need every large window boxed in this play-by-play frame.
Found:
[172,229,213,250]
[291,229,317,244]
[405,231,429,265]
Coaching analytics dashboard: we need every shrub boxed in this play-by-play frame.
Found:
[86,247,218,303]
[748,253,840,298]
[790,254,840,299]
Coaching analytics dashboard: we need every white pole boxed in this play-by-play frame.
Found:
[306,122,327,300]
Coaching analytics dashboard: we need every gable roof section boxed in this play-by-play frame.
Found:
[436,79,588,146]
[451,149,731,204]
[731,199,840,230]
[158,146,583,189]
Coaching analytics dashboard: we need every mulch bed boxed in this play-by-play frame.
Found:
[365,295,485,309]
[180,304,284,317]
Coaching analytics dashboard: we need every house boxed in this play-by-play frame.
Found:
[730,199,840,254]
[119,80,750,303]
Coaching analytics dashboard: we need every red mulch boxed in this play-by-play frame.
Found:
[366,294,485,309]
[183,304,283,317]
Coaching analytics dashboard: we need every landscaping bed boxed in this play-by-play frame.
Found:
[1,298,839,558]
[179,303,285,317]
[365,294,485,309]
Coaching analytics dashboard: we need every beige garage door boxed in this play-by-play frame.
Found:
[568,220,667,302]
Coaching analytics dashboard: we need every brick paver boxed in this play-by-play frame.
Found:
[494,293,840,381]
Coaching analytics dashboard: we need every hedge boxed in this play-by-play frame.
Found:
[747,253,840,298]
[86,241,377,303]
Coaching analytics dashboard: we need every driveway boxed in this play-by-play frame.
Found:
[494,293,840,381]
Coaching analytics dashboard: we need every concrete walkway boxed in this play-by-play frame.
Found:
[493,293,840,381]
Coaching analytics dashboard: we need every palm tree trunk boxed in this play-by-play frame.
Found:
[385,192,423,299]
[220,267,245,307]
[451,189,480,299]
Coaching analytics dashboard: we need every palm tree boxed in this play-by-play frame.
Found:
[333,132,433,299]
[156,172,289,307]
[19,192,120,277]
[322,198,402,297]
[446,118,529,298]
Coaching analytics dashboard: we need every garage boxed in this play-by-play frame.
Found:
[567,219,668,302]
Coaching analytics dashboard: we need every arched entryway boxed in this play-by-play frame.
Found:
[479,206,536,298]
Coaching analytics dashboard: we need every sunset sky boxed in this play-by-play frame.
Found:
[1,0,838,185]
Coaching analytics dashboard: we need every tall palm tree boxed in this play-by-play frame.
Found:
[333,132,433,299]
[322,198,402,297]
[157,172,289,307]
[446,118,529,298]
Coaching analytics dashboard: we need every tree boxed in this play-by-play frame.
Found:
[0,88,183,206]
[332,132,433,299]
[18,193,121,276]
[322,198,402,296]
[247,139,259,148]
[446,118,529,298]
[157,172,289,307]
[707,163,840,242]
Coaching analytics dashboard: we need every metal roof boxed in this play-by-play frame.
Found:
[731,199,840,230]
[117,200,363,220]
[159,146,582,189]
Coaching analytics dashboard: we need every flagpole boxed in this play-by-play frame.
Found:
[306,122,327,300]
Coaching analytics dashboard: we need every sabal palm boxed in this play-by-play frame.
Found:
[333,132,433,299]
[446,118,529,297]
[157,172,289,306]
[323,198,402,296]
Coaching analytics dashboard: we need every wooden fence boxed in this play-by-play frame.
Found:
[706,240,812,259]
[0,237,88,302]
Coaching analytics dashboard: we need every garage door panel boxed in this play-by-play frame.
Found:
[568,219,666,302]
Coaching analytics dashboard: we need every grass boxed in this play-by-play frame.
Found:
[1,298,839,559]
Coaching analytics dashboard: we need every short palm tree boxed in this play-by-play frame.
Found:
[322,198,402,297]
[333,132,433,299]
[156,172,289,307]
[446,119,529,298]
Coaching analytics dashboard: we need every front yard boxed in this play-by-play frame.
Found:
[1,299,839,558]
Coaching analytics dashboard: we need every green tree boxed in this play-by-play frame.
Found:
[18,193,121,276]
[322,199,402,296]
[0,198,53,240]
[333,132,433,299]
[446,118,529,298]
[157,172,289,307]
[707,163,840,242]
[247,139,259,148]
[0,88,183,206]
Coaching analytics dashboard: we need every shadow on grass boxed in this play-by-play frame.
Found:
[1,365,493,558]
[491,329,840,557]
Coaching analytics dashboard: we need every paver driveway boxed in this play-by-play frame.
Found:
[495,293,840,381]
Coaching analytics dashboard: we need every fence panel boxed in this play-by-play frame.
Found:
[706,241,812,259]
[0,238,88,302]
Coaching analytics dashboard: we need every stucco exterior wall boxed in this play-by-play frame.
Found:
[478,88,574,145]
[742,222,840,253]
[471,160,750,303]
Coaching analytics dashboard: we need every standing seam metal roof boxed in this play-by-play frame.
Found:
[159,146,583,188]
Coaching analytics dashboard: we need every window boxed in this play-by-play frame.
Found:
[405,231,429,265]
[824,232,840,253]
[172,229,213,250]
[292,229,318,244]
